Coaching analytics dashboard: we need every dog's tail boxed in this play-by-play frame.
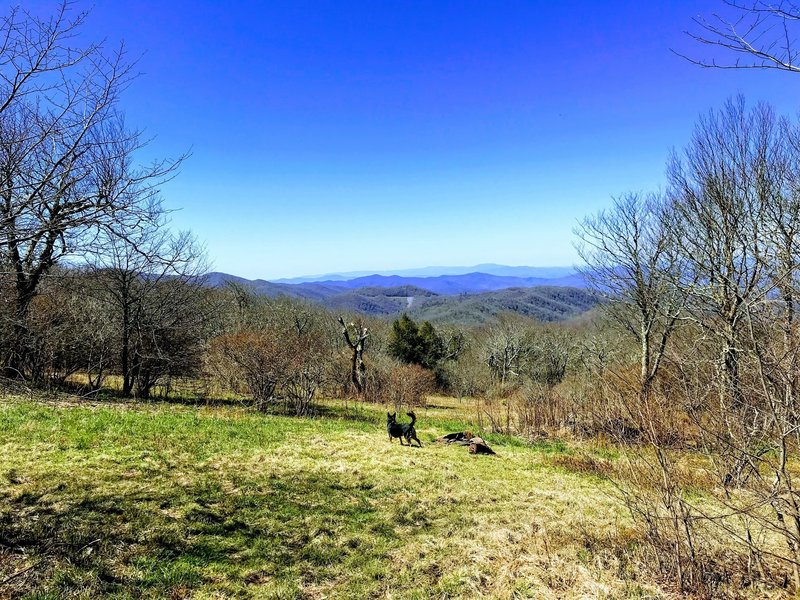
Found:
[407,411,416,426]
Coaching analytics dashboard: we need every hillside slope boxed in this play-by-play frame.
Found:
[409,286,600,324]
[206,272,598,323]
[205,272,343,301]
[304,271,588,295]
[207,270,588,298]
[323,285,437,316]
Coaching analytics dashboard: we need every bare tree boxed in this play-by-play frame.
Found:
[601,98,800,593]
[0,3,185,377]
[529,327,572,387]
[283,332,332,416]
[38,271,116,389]
[761,115,800,411]
[387,363,435,412]
[575,191,684,402]
[669,97,779,410]
[88,223,209,397]
[682,1,800,72]
[694,106,800,588]
[480,314,535,388]
[338,316,368,395]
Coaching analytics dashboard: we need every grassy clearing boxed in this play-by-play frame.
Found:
[0,394,663,599]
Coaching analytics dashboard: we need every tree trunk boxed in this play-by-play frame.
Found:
[121,302,133,396]
[4,279,36,379]
[722,337,742,408]
[640,323,653,401]
[781,272,797,413]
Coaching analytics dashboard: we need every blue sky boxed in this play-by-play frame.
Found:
[46,0,800,278]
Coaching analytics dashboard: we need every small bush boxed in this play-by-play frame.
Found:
[387,363,435,412]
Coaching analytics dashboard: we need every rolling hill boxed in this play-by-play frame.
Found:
[321,285,437,316]
[296,271,588,295]
[407,286,600,324]
[208,268,587,298]
[205,270,599,324]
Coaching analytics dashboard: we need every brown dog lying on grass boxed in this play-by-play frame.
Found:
[387,411,422,447]
[437,431,496,455]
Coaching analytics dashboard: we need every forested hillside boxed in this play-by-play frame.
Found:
[408,286,600,324]
[205,272,598,323]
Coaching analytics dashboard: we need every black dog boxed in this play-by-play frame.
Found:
[387,411,422,447]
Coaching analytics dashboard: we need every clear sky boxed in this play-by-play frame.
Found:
[38,0,800,279]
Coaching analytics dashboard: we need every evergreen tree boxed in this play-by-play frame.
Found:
[417,321,445,370]
[388,314,422,364]
[388,314,445,370]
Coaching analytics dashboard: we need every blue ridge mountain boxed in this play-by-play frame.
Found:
[271,264,576,284]
[205,269,596,324]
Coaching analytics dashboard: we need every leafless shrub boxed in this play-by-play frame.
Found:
[208,331,290,410]
[207,300,337,416]
[387,363,435,412]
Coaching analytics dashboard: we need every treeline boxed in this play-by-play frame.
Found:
[1,258,589,414]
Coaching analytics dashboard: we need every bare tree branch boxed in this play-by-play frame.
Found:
[680,1,800,72]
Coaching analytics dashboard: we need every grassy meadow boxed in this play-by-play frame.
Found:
[0,394,687,599]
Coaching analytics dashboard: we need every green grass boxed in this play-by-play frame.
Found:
[0,395,656,599]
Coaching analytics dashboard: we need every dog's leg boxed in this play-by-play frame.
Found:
[412,433,422,447]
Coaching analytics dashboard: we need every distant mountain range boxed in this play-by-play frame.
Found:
[270,264,576,284]
[208,268,587,296]
[204,266,597,324]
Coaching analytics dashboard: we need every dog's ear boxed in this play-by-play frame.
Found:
[387,412,391,418]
